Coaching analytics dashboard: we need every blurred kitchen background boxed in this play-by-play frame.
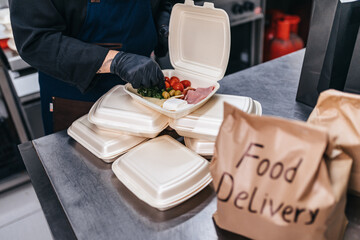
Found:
[0,0,312,239]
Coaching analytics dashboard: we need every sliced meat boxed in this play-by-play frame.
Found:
[184,86,214,104]
[182,87,196,99]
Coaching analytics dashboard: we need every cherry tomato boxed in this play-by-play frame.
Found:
[165,76,170,81]
[165,81,170,89]
[172,82,184,92]
[170,79,179,87]
[170,76,180,82]
[180,80,191,88]
[170,76,180,87]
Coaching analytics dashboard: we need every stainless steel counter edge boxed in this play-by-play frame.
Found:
[18,141,76,240]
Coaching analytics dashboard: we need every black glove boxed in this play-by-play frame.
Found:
[110,51,165,89]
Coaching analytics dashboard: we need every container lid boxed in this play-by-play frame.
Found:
[169,0,230,82]
[88,85,169,138]
[67,115,148,163]
[0,8,10,25]
[184,137,214,157]
[112,135,212,211]
[253,100,262,115]
[169,94,260,141]
[183,102,262,156]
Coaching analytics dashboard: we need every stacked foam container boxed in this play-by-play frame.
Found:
[67,0,262,211]
[0,8,16,51]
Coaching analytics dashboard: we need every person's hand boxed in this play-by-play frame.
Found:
[110,51,165,89]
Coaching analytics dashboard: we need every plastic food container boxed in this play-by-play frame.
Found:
[88,85,169,138]
[170,94,262,142]
[0,8,10,25]
[124,0,230,119]
[112,135,212,211]
[184,100,261,157]
[67,115,148,163]
[184,137,215,157]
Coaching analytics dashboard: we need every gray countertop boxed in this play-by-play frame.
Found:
[19,50,360,240]
[216,50,312,121]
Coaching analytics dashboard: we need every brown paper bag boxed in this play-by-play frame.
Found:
[210,102,352,240]
[308,89,360,195]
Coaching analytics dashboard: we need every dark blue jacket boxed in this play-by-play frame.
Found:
[9,0,179,92]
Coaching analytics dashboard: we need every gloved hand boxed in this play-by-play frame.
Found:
[110,51,165,89]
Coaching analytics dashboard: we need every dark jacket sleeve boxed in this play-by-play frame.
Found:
[155,0,184,29]
[9,0,108,93]
[156,0,173,27]
[153,0,183,57]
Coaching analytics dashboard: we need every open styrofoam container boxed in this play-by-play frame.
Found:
[67,115,148,163]
[112,135,212,211]
[88,85,169,138]
[169,94,262,142]
[124,0,230,119]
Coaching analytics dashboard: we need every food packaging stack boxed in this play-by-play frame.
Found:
[171,94,262,157]
[68,0,262,211]
[0,8,15,50]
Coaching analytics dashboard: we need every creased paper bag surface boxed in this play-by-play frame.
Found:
[308,89,360,195]
[210,102,352,240]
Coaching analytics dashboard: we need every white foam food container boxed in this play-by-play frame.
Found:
[184,137,215,157]
[184,100,261,157]
[0,8,10,25]
[112,135,212,211]
[169,94,262,142]
[88,85,169,138]
[124,0,230,119]
[67,115,148,163]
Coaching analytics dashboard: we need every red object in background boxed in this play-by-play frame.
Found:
[291,0,312,46]
[268,15,304,60]
[269,19,293,60]
[284,15,304,51]
[285,15,300,33]
[263,10,284,61]
[0,38,9,49]
[264,9,305,61]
